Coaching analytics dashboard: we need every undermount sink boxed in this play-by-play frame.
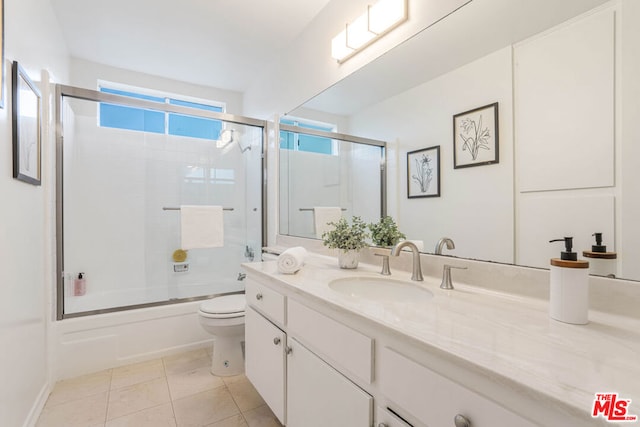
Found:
[328,277,433,303]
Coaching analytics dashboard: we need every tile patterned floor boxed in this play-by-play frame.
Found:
[36,348,283,427]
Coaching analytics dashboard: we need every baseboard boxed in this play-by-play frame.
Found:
[23,381,51,427]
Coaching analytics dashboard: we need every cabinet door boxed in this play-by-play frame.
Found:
[287,337,372,427]
[245,306,286,424]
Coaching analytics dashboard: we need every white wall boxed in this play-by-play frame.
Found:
[514,5,618,272]
[0,0,69,426]
[349,47,515,263]
[70,58,244,116]
[243,0,471,118]
[619,0,640,280]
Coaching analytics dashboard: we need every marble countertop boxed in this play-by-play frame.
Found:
[242,254,640,423]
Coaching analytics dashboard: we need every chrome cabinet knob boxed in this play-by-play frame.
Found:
[256,293,263,300]
[454,414,471,427]
[285,346,293,355]
[273,337,281,345]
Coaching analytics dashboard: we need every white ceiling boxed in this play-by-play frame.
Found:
[50,0,332,92]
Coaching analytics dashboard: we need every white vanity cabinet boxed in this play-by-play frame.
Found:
[287,337,372,427]
[245,306,286,423]
[379,347,536,427]
[245,279,373,426]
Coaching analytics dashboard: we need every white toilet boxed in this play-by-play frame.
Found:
[198,294,246,376]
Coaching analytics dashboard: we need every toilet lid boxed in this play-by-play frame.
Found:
[200,294,245,315]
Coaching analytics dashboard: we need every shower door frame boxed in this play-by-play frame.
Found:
[54,84,268,320]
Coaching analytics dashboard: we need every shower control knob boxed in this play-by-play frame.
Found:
[273,337,281,345]
[454,414,471,427]
[256,293,263,300]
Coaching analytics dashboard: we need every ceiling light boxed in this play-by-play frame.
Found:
[331,0,408,63]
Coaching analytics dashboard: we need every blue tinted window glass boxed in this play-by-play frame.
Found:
[279,130,296,150]
[168,99,223,140]
[278,119,334,153]
[100,87,165,103]
[169,114,222,140]
[100,104,165,133]
[99,87,165,133]
[298,134,332,154]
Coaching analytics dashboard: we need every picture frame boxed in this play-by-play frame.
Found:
[0,0,4,108]
[453,102,499,169]
[12,61,42,185]
[407,145,440,198]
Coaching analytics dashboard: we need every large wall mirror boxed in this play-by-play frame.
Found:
[284,0,640,282]
[279,122,386,240]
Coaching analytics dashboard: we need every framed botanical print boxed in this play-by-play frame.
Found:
[453,102,499,168]
[12,61,42,185]
[407,145,440,198]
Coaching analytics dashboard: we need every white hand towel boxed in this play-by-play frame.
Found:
[277,247,308,274]
[180,205,224,250]
[314,207,342,239]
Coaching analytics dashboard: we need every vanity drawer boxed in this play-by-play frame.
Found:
[376,406,413,427]
[245,279,285,326]
[287,299,373,384]
[379,347,536,427]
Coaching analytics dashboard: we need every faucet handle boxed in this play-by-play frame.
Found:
[374,253,392,276]
[441,264,467,290]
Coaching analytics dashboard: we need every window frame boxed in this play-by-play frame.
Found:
[97,81,227,140]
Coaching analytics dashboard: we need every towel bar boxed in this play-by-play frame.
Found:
[163,207,234,211]
[299,208,347,212]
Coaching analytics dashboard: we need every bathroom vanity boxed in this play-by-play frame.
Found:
[242,254,640,427]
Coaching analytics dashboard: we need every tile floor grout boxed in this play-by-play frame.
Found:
[36,347,282,427]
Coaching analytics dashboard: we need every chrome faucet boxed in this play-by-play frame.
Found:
[435,237,455,255]
[390,241,423,281]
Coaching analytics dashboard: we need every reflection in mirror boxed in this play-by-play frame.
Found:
[288,0,640,282]
[278,120,385,240]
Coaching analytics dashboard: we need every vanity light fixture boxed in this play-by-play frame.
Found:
[331,0,408,63]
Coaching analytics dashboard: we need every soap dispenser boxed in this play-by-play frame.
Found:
[548,237,589,324]
[582,233,617,277]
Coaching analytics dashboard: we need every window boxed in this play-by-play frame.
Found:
[280,118,337,155]
[99,86,224,140]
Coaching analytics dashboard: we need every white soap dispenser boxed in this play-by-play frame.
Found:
[582,232,617,277]
[549,237,589,324]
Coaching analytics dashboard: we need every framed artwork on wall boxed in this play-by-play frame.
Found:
[12,61,42,185]
[453,102,499,168]
[407,145,440,198]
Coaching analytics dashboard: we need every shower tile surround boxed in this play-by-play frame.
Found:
[36,348,281,427]
[254,236,640,424]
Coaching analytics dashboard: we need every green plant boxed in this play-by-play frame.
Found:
[368,216,406,247]
[322,216,369,251]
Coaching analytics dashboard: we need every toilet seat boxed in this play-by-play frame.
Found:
[199,294,245,319]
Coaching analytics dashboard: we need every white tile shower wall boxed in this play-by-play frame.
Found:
[62,112,252,313]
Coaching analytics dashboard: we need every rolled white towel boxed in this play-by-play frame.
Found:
[277,247,308,274]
